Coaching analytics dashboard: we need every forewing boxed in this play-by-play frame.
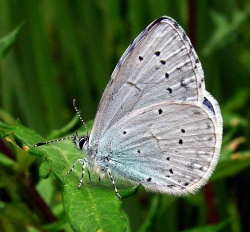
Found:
[90,16,205,146]
[98,102,222,195]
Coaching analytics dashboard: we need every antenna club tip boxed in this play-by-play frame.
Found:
[73,99,76,106]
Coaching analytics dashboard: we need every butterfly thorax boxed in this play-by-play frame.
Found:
[73,134,107,176]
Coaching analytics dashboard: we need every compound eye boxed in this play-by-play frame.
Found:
[79,137,87,150]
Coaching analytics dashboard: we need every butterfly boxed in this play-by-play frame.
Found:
[35,16,223,198]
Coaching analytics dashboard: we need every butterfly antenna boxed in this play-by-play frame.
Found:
[34,135,74,147]
[73,99,88,137]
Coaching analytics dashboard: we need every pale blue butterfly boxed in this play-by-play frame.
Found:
[35,16,223,198]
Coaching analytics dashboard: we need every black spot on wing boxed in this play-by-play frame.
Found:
[154,51,160,56]
[193,110,201,115]
[167,87,172,94]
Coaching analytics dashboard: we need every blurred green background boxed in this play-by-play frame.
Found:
[1,0,250,231]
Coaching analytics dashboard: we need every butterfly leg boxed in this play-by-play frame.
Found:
[87,169,91,181]
[77,159,86,188]
[107,170,122,199]
[65,159,86,188]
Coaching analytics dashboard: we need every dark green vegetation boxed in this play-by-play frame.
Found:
[1,1,250,231]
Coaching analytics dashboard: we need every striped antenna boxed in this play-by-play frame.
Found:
[73,99,88,137]
[34,99,88,147]
[34,135,74,147]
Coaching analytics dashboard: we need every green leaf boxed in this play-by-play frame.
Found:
[0,122,128,232]
[119,185,142,199]
[0,22,25,59]
[212,150,250,180]
[63,180,126,232]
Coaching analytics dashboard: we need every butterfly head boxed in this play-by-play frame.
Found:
[73,132,89,151]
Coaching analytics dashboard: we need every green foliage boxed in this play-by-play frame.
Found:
[1,0,250,231]
[1,122,128,231]
[0,22,24,59]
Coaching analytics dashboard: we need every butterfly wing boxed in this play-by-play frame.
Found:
[90,16,206,146]
[98,101,222,195]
